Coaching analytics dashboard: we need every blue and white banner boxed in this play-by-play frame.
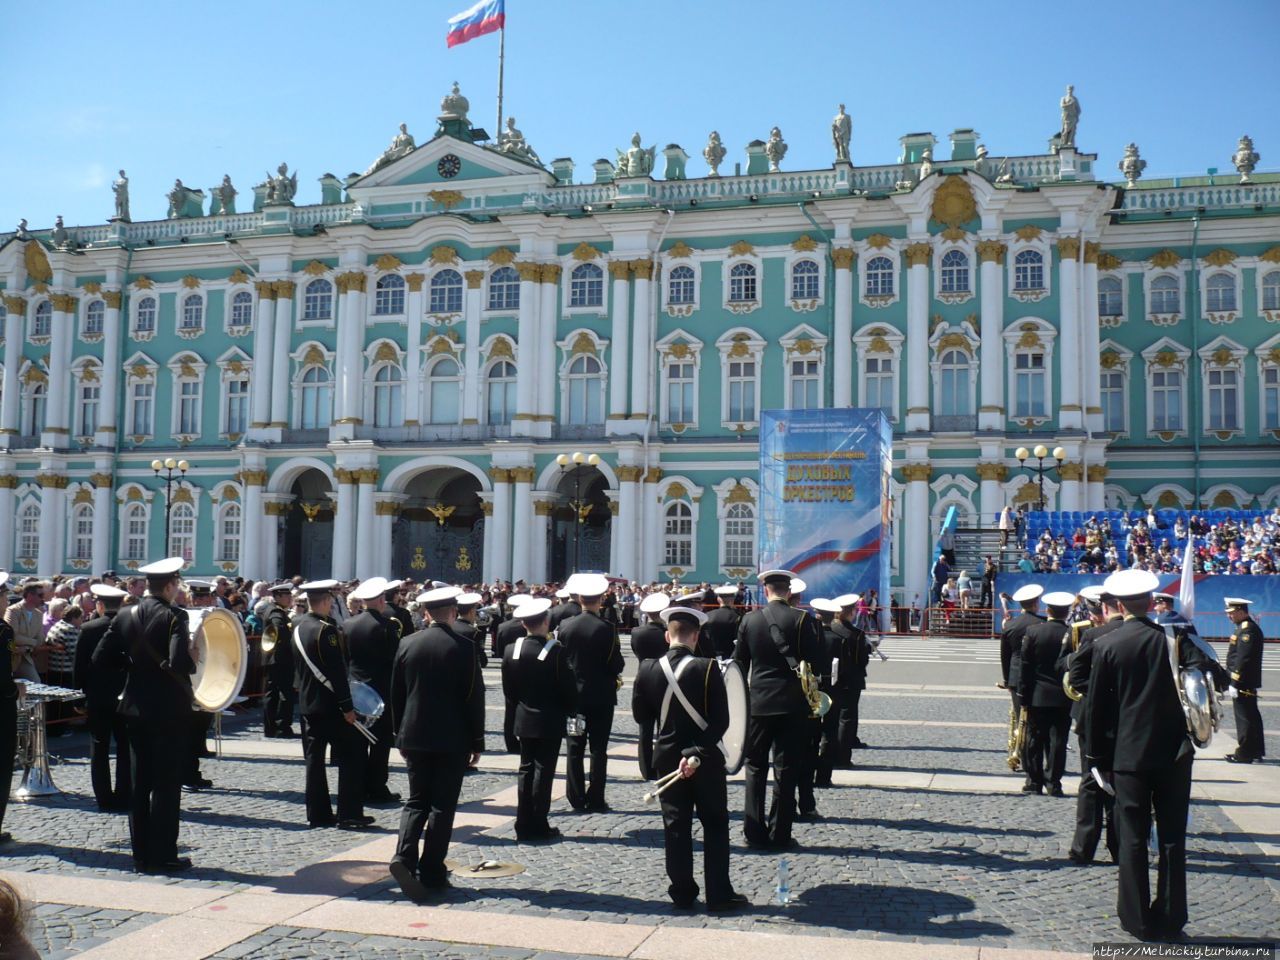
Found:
[758,408,892,603]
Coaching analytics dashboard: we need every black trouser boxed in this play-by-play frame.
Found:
[1112,752,1193,939]
[797,716,823,813]
[395,750,468,884]
[816,686,860,777]
[743,711,805,846]
[515,735,561,836]
[363,711,393,797]
[566,703,614,810]
[658,759,731,906]
[840,686,863,751]
[301,712,364,823]
[125,718,184,867]
[87,705,131,808]
[1070,733,1116,862]
[264,661,295,736]
[0,698,15,833]
[182,711,213,786]
[502,697,520,754]
[1233,691,1265,760]
[1024,705,1071,788]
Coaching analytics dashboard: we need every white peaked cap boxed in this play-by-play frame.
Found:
[513,596,553,620]
[139,557,184,576]
[350,577,389,601]
[1042,591,1077,607]
[1011,584,1044,603]
[565,572,610,596]
[1102,569,1160,599]
[638,593,670,614]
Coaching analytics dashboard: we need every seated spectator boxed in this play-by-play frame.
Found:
[1072,528,1086,548]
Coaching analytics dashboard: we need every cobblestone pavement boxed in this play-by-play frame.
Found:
[208,927,608,960]
[26,903,161,959]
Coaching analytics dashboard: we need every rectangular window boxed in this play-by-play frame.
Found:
[724,507,755,568]
[664,507,693,567]
[1014,353,1045,418]
[1100,371,1126,432]
[131,382,154,435]
[78,384,100,436]
[177,380,201,435]
[1151,369,1182,431]
[72,511,94,560]
[790,359,820,409]
[865,357,894,413]
[125,511,147,561]
[219,509,241,562]
[226,378,249,435]
[19,510,40,560]
[666,362,695,424]
[1264,368,1279,430]
[727,359,756,423]
[1207,368,1238,430]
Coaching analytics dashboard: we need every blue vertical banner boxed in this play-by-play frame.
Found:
[758,408,892,602]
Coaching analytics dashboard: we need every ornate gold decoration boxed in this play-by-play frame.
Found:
[488,467,512,483]
[509,466,535,484]
[1211,347,1234,366]
[488,247,516,266]
[397,272,422,294]
[901,464,932,482]
[1150,249,1181,269]
[516,262,542,282]
[666,341,692,360]
[975,462,1008,482]
[479,501,494,517]
[354,468,380,485]
[81,281,102,294]
[1012,482,1041,505]
[631,259,655,280]
[976,240,1007,264]
[868,335,892,353]
[905,243,932,267]
[79,364,99,383]
[666,482,688,500]
[21,365,46,385]
[337,271,367,293]
[796,338,819,355]
[428,189,464,209]
[864,234,893,249]
[374,501,401,517]
[1258,246,1280,264]
[1058,462,1084,481]
[50,293,77,312]
[430,246,460,266]
[1087,465,1108,482]
[930,176,977,228]
[0,475,18,490]
[1100,351,1122,369]
[100,289,121,308]
[570,242,601,262]
[540,263,562,284]
[1153,350,1181,368]
[792,235,818,252]
[1268,347,1280,366]
[1057,237,1082,259]
[667,241,693,259]
[1013,225,1043,242]
[23,241,52,283]
[1017,329,1042,349]
[1203,248,1237,267]
[370,342,398,364]
[255,280,277,300]
[617,465,644,482]
[1084,242,1100,264]
[487,337,515,361]
[87,472,112,489]
[608,260,632,280]
[170,487,194,505]
[36,473,69,489]
[935,331,970,352]
[180,275,201,289]
[133,276,154,290]
[569,331,598,357]
[940,226,968,242]
[831,248,855,270]
[3,295,27,314]
[725,482,755,505]
[464,269,485,289]
[303,260,329,276]
[1096,252,1123,270]
[374,254,402,272]
[269,280,294,299]
[644,468,663,484]
[128,363,150,379]
[301,345,327,368]
[728,241,755,257]
[727,335,753,358]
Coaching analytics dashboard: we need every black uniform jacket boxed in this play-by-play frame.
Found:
[828,618,869,692]
[264,602,294,669]
[1065,616,1123,725]
[494,617,527,661]
[293,612,354,717]
[0,621,16,701]
[704,606,740,659]
[1019,618,1072,708]
[74,611,126,710]
[633,644,730,775]
[391,622,485,755]
[549,599,583,632]
[558,609,625,708]
[452,618,488,667]
[1227,617,1265,690]
[93,595,194,723]
[630,621,668,662]
[387,601,415,642]
[501,632,577,739]
[1085,615,1216,772]
[1001,611,1044,690]
[346,608,399,699]
[732,599,822,717]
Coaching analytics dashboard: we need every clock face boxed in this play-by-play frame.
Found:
[437,154,461,179]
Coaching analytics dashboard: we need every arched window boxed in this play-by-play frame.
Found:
[668,265,695,304]
[487,267,520,311]
[71,503,94,561]
[230,290,253,327]
[303,279,333,321]
[218,503,242,562]
[298,365,332,429]
[371,363,404,427]
[663,501,693,567]
[724,502,755,568]
[18,503,40,560]
[429,269,463,314]
[135,296,157,333]
[33,301,52,337]
[728,262,757,303]
[938,349,971,416]
[569,263,604,308]
[1098,276,1123,316]
[426,356,461,425]
[791,259,820,300]
[940,250,969,294]
[566,354,604,425]
[1263,270,1280,311]
[84,300,105,335]
[23,382,46,437]
[374,274,405,316]
[1013,250,1044,290]
[180,294,204,330]
[123,502,148,562]
[169,502,195,563]
[865,256,894,297]
[1150,275,1180,314]
[1206,272,1236,312]
[486,360,517,425]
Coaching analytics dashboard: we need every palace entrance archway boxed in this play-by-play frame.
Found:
[549,464,611,580]
[282,468,334,580]
[392,468,484,583]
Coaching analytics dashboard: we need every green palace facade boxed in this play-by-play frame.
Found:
[1,83,1278,603]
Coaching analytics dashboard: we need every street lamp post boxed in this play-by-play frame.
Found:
[555,451,600,573]
[1014,445,1066,512]
[151,457,190,556]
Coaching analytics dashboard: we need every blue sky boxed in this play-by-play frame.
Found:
[3,0,1277,230]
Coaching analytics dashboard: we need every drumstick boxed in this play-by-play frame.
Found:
[353,720,378,745]
[643,757,701,803]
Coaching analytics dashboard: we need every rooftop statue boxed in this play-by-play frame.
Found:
[216,175,238,215]
[366,123,417,174]
[1118,143,1146,187]
[974,144,989,177]
[167,179,205,219]
[765,126,787,172]
[112,169,130,222]
[1233,134,1259,184]
[832,105,852,163]
[918,147,934,179]
[266,162,298,204]
[703,131,726,178]
[1059,84,1080,150]
[15,219,29,240]
[497,117,541,165]
[616,132,655,178]
[51,215,69,249]
[439,81,470,121]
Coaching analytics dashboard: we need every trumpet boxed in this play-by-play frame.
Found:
[643,757,701,803]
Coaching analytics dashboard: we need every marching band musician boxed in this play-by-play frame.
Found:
[452,592,489,668]
[630,593,671,662]
[293,579,371,831]
[389,585,485,900]
[346,577,402,805]
[828,593,870,763]
[733,569,822,850]
[1063,585,1119,865]
[1152,592,1191,628]
[262,581,298,739]
[1085,569,1217,942]
[73,583,132,812]
[502,596,576,842]
[1018,591,1076,796]
[181,581,219,793]
[549,587,581,632]
[1224,597,1266,764]
[494,593,531,754]
[799,598,841,817]
[384,580,416,641]
[558,573,626,812]
[0,575,17,844]
[92,557,195,874]
[999,583,1044,779]
[632,604,748,912]
[704,585,741,659]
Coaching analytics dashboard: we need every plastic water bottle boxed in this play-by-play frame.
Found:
[775,858,791,906]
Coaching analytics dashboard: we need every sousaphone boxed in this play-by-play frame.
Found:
[188,607,249,713]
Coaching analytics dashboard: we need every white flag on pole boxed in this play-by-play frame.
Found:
[1178,536,1196,624]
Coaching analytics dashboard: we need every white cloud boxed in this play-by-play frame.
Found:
[76,163,109,190]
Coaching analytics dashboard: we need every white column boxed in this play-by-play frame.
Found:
[354,469,377,580]
[904,244,931,432]
[513,263,540,435]
[44,295,75,442]
[37,475,67,576]
[373,498,396,574]
[978,465,1003,525]
[537,268,559,424]
[1087,464,1107,511]
[509,467,533,581]
[832,251,854,407]
[489,469,513,582]
[96,291,122,444]
[531,497,550,583]
[0,299,22,437]
[270,282,293,428]
[251,282,277,428]
[607,493,621,574]
[1060,465,1083,512]
[615,469,639,581]
[333,470,357,580]
[91,472,113,576]
[261,498,290,581]
[607,261,631,425]
[0,471,14,570]
[479,494,495,582]
[240,471,265,580]
[404,275,424,425]
[1057,238,1083,430]
[335,273,367,425]
[1082,244,1104,434]
[630,261,653,421]
[977,242,1006,431]
[642,471,662,582]
[903,465,930,609]
[462,271,484,424]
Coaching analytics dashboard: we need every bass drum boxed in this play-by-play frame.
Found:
[718,659,749,775]
[189,608,249,713]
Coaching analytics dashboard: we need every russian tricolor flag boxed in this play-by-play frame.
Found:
[447,0,505,47]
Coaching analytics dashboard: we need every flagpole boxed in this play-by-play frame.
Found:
[495,22,505,142]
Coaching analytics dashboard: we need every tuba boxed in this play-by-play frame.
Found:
[1163,625,1222,748]
[799,660,832,718]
